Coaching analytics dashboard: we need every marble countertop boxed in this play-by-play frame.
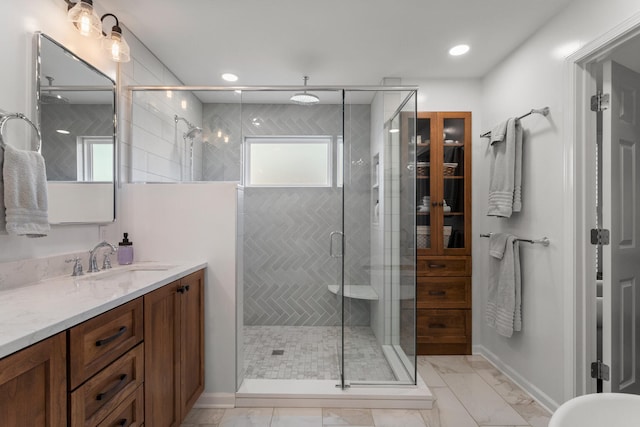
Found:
[0,260,207,359]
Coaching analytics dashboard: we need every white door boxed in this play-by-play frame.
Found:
[602,60,640,394]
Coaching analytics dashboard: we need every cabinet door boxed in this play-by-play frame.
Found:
[0,333,67,427]
[410,112,438,254]
[179,270,205,418]
[438,112,471,256]
[144,281,181,427]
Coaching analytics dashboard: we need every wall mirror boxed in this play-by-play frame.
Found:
[34,32,116,224]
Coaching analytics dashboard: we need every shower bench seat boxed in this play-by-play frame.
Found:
[327,284,379,300]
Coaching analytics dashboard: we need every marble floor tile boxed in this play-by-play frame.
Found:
[219,408,273,427]
[186,408,227,424]
[441,373,528,425]
[421,387,479,427]
[271,408,323,427]
[370,409,427,427]
[417,357,447,387]
[511,402,551,427]
[425,356,475,374]
[322,408,374,426]
[473,366,535,406]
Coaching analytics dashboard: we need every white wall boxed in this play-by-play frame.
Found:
[121,183,238,404]
[0,0,117,263]
[475,0,640,410]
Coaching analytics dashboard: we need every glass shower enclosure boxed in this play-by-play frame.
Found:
[129,85,417,389]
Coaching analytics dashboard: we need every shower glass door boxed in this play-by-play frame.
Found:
[340,89,417,386]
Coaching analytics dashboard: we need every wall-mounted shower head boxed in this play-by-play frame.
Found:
[175,115,202,140]
[185,126,203,139]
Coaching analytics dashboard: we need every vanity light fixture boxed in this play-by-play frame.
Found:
[66,0,102,38]
[100,13,130,63]
[449,44,470,56]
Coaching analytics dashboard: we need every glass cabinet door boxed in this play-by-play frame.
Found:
[413,113,436,252]
[440,114,470,254]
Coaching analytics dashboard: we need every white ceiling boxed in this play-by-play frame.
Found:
[99,0,574,87]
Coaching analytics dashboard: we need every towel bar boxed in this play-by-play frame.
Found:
[0,112,42,152]
[480,107,550,138]
[480,233,550,246]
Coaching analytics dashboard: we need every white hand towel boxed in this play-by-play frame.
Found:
[2,144,50,237]
[486,233,522,337]
[487,118,523,217]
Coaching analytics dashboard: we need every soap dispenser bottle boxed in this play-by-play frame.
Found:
[117,232,134,265]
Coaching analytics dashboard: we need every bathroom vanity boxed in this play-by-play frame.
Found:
[0,261,205,427]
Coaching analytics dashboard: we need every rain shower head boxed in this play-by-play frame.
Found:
[290,76,319,105]
[40,76,69,104]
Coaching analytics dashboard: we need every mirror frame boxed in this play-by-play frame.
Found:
[33,31,117,224]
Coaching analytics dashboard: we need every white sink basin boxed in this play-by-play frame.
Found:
[549,393,640,427]
[78,264,176,282]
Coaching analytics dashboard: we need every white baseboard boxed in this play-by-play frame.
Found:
[194,392,236,408]
[473,345,558,412]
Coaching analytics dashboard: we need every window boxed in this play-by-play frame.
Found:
[245,136,332,187]
[77,136,114,182]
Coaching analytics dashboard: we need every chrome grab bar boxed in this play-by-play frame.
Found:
[329,231,344,258]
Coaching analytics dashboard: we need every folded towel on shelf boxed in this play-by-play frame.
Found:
[486,233,521,337]
[2,144,50,237]
[487,118,523,217]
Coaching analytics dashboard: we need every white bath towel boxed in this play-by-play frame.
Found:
[2,143,50,237]
[486,233,521,337]
[487,118,523,217]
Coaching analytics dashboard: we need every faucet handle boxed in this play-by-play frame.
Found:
[65,257,84,277]
[102,252,113,270]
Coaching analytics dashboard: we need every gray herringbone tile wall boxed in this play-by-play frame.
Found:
[211,102,373,326]
[42,104,113,180]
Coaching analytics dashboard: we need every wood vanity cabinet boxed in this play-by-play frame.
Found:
[403,111,473,355]
[144,269,205,427]
[68,298,144,427]
[0,333,67,427]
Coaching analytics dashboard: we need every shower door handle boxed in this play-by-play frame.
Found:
[329,231,344,258]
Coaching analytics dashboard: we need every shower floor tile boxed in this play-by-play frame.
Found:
[243,325,395,381]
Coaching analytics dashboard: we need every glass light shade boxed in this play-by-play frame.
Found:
[101,30,130,63]
[290,92,320,105]
[67,1,102,38]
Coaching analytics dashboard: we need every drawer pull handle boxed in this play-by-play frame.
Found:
[177,285,186,294]
[185,284,190,292]
[429,323,447,329]
[96,374,128,401]
[428,264,446,268]
[95,326,127,347]
[117,419,128,427]
[428,290,446,296]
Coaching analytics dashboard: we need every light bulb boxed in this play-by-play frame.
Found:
[217,130,222,138]
[79,14,91,36]
[224,135,229,143]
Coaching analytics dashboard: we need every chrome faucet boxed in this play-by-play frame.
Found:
[88,241,118,273]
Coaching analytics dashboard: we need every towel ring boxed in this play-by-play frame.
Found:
[0,112,42,152]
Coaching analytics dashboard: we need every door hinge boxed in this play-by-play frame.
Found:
[591,361,610,381]
[591,92,610,112]
[590,229,610,245]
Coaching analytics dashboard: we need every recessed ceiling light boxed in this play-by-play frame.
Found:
[449,44,470,56]
[222,73,238,82]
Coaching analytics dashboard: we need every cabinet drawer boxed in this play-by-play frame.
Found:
[417,277,471,309]
[70,344,144,427]
[69,298,144,389]
[417,256,471,276]
[417,309,470,343]
[96,384,144,427]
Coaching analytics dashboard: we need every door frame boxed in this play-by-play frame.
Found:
[569,14,640,399]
